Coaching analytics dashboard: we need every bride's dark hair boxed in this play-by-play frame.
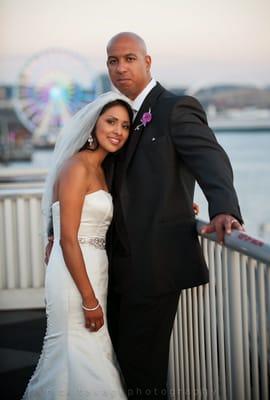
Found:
[80,99,133,151]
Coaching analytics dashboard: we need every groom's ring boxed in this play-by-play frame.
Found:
[91,322,96,328]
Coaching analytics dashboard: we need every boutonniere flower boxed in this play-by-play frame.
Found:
[134,108,152,131]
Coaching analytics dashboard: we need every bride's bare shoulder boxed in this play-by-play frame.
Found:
[61,152,88,171]
[58,154,88,180]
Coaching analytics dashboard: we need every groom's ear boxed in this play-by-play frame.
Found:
[145,55,151,71]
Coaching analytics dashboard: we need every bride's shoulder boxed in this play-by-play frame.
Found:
[59,154,88,180]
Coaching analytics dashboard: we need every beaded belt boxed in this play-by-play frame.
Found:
[78,237,106,250]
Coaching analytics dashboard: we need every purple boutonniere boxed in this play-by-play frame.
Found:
[134,108,152,131]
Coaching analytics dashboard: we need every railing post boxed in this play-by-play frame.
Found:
[227,250,245,399]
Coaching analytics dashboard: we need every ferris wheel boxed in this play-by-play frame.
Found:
[13,48,97,146]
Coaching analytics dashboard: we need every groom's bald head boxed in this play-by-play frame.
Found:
[106,32,148,55]
[106,32,152,100]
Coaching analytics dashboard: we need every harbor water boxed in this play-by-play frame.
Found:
[196,132,270,238]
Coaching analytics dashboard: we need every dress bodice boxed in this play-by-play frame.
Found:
[52,190,113,241]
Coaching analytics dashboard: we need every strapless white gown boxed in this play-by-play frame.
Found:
[22,190,127,400]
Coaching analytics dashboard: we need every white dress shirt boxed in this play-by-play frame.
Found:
[132,79,157,118]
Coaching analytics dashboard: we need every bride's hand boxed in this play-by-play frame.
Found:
[44,237,54,265]
[83,303,104,332]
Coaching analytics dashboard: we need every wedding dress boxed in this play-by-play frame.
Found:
[22,190,127,400]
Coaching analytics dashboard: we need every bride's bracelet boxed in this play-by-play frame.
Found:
[82,301,100,311]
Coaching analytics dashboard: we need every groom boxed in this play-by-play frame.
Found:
[105,32,243,399]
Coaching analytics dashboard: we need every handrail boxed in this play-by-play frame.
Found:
[196,220,270,264]
[0,168,48,181]
[0,187,43,198]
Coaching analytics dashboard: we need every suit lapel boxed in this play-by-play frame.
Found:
[123,82,165,171]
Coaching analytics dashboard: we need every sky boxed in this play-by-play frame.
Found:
[1,0,270,88]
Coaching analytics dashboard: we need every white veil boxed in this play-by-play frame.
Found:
[41,91,132,237]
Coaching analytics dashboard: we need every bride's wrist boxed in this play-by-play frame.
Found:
[82,296,98,308]
[82,300,100,312]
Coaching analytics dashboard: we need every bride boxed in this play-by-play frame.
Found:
[22,92,133,399]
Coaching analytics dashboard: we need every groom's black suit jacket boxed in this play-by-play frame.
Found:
[105,83,243,298]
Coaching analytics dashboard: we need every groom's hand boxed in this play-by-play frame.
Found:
[193,202,200,215]
[200,213,244,244]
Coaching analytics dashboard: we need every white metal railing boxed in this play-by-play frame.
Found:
[168,222,270,400]
[0,187,270,399]
[0,188,45,308]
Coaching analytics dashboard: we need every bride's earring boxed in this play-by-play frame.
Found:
[88,134,94,148]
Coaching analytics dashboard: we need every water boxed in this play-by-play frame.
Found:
[195,132,270,238]
[2,132,270,239]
